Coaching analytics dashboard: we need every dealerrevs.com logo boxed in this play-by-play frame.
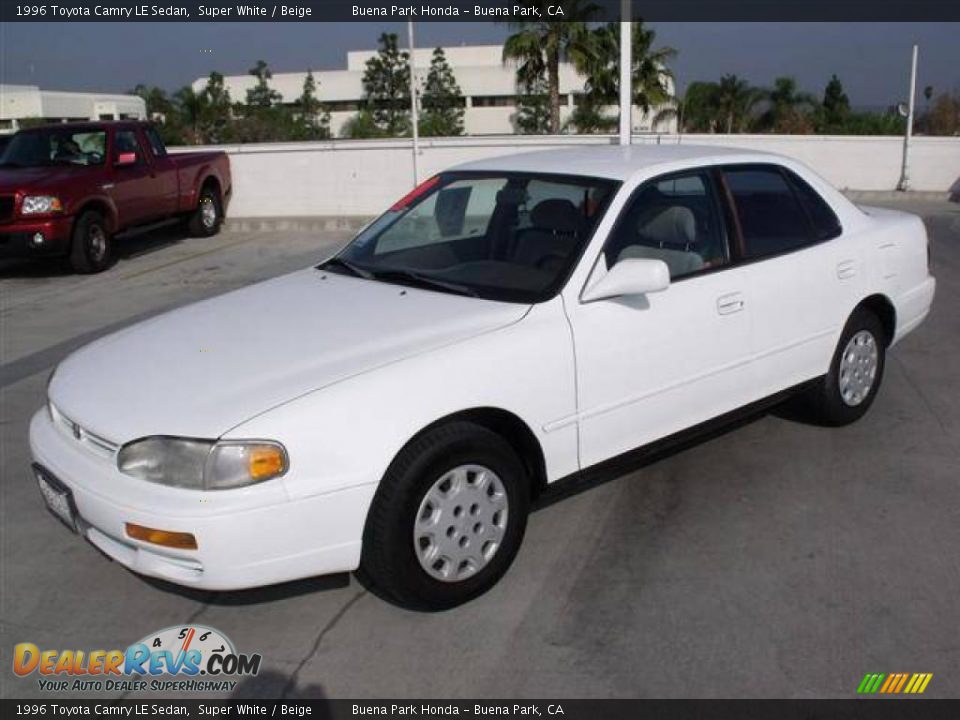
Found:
[13,625,262,693]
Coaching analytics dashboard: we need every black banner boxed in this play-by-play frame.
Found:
[1,0,959,23]
[4,700,960,719]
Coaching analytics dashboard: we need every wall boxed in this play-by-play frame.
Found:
[171,134,960,218]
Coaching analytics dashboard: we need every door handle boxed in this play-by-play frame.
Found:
[717,292,745,315]
[837,259,857,280]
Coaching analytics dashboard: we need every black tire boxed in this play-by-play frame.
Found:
[68,210,112,274]
[358,421,530,611]
[802,308,887,426]
[187,184,223,238]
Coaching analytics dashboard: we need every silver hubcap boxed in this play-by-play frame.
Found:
[88,225,107,261]
[838,330,879,407]
[414,464,508,583]
[201,198,217,228]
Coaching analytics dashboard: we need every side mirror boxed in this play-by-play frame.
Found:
[581,258,671,303]
[115,152,137,167]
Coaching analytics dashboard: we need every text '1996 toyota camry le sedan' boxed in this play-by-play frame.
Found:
[30,146,935,609]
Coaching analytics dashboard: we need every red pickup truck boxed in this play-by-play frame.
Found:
[0,121,231,273]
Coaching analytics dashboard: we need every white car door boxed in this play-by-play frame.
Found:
[563,169,757,469]
[719,164,859,398]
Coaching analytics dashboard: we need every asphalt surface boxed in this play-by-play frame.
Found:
[1,200,958,700]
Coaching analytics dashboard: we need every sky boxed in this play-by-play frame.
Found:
[0,22,957,107]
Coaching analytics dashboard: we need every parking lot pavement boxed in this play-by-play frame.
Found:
[2,201,959,700]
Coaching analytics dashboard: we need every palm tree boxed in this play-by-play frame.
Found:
[756,76,817,133]
[502,0,599,134]
[714,74,760,134]
[582,22,676,112]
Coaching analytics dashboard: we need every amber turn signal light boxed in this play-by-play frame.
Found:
[248,446,286,481]
[125,523,198,550]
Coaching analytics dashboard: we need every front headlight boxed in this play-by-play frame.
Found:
[21,195,64,215]
[117,437,288,490]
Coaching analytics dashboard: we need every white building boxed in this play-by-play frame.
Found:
[0,84,147,134]
[192,45,676,137]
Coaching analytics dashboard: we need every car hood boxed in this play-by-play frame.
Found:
[0,166,86,192]
[49,269,529,443]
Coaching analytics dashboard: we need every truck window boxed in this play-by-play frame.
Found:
[114,130,145,165]
[144,127,168,158]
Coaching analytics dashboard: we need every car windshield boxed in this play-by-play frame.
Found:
[0,128,107,168]
[322,172,619,303]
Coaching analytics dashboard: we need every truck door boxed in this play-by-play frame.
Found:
[141,125,179,217]
[108,128,166,227]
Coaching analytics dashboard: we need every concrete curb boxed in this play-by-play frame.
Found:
[842,190,953,202]
[223,216,371,234]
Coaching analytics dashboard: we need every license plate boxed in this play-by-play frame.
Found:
[34,465,77,532]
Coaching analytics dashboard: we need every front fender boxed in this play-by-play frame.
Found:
[222,298,578,502]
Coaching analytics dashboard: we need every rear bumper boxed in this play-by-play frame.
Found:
[29,409,372,591]
[892,275,936,345]
[0,216,74,258]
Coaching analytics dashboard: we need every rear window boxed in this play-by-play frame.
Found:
[784,169,842,240]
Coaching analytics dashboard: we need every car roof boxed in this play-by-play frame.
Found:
[450,144,786,182]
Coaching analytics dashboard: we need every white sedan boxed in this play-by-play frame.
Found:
[30,146,935,609]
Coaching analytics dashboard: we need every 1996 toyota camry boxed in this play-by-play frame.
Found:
[31,146,935,609]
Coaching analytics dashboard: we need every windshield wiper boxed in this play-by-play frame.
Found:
[319,256,375,279]
[371,268,479,298]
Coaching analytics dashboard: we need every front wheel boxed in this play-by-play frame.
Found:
[69,210,112,274]
[358,422,530,610]
[187,185,223,238]
[802,308,887,426]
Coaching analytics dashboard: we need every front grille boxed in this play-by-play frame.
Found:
[49,403,120,459]
[0,196,14,223]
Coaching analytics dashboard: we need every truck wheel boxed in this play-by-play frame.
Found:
[802,308,887,426]
[188,185,222,238]
[358,422,530,611]
[69,210,112,274]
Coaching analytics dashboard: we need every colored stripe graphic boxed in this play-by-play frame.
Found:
[857,672,933,694]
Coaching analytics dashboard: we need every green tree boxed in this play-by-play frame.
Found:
[245,60,283,108]
[292,70,331,140]
[580,22,676,116]
[170,86,207,144]
[819,74,851,131]
[677,81,720,132]
[362,33,411,136]
[131,85,185,145]
[714,74,760,133]
[419,48,465,137]
[341,109,387,139]
[234,61,293,142]
[502,0,598,134]
[926,92,960,136]
[199,72,233,144]
[514,76,552,134]
[755,76,817,133]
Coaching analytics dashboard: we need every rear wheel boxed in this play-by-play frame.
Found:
[68,210,112,274]
[358,422,530,610]
[187,184,222,237]
[803,308,887,426]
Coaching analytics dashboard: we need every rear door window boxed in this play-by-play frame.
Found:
[723,166,816,259]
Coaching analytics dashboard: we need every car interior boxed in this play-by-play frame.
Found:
[603,176,728,278]
[343,175,617,299]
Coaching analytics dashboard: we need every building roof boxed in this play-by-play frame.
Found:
[451,145,783,181]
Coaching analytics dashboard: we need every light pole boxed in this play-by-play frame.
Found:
[897,44,918,192]
[408,20,421,186]
[618,0,632,146]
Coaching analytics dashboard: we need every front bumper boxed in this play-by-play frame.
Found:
[0,216,74,258]
[29,409,374,591]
